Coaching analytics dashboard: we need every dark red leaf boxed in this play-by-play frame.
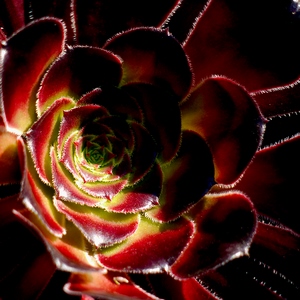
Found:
[54,199,139,248]
[123,83,181,163]
[146,130,214,222]
[65,271,159,300]
[105,27,192,99]
[184,0,300,91]
[102,163,162,213]
[78,86,143,123]
[74,0,181,47]
[24,0,74,43]
[0,0,25,37]
[37,46,122,115]
[97,216,193,273]
[129,122,157,184]
[1,18,65,133]
[181,77,265,184]
[170,192,256,278]
[146,273,218,300]
[236,136,300,233]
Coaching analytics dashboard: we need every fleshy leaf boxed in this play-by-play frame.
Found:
[54,199,140,248]
[235,135,300,233]
[251,221,300,288]
[251,79,300,119]
[0,18,65,133]
[97,117,135,154]
[123,83,181,162]
[104,27,192,99]
[161,0,208,44]
[181,77,265,184]
[65,271,160,300]
[18,137,66,237]
[184,0,300,91]
[37,46,122,115]
[96,216,193,273]
[0,0,25,36]
[26,98,75,185]
[75,179,128,201]
[129,122,157,184]
[51,146,106,207]
[102,163,162,213]
[57,105,108,158]
[0,220,57,300]
[74,0,181,47]
[24,0,74,43]
[146,273,218,300]
[170,191,256,278]
[198,255,286,299]
[0,129,21,184]
[146,130,214,222]
[14,209,103,273]
[60,130,83,181]
[78,87,143,123]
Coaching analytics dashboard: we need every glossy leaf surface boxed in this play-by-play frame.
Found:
[181,77,264,184]
[97,216,193,273]
[1,18,65,133]
[170,192,256,278]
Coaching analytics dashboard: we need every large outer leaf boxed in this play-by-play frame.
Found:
[184,0,300,91]
[170,191,256,278]
[236,135,300,233]
[14,208,103,273]
[37,46,122,116]
[146,130,214,222]
[73,0,181,47]
[0,0,24,37]
[181,77,265,184]
[105,28,192,99]
[0,18,65,133]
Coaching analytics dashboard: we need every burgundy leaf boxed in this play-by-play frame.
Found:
[24,0,74,43]
[146,273,218,300]
[236,135,300,233]
[54,199,140,248]
[26,98,74,185]
[19,137,66,237]
[105,27,192,99]
[74,0,181,47]
[1,18,65,133]
[146,130,214,222]
[0,0,25,36]
[123,83,181,163]
[51,146,106,207]
[65,271,160,300]
[129,122,157,184]
[37,46,122,115]
[57,105,108,158]
[251,78,300,118]
[97,216,193,273]
[184,0,300,91]
[102,163,162,213]
[170,191,256,278]
[14,208,103,273]
[78,86,143,123]
[181,77,265,184]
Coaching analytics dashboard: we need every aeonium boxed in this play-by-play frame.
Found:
[0,16,265,300]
